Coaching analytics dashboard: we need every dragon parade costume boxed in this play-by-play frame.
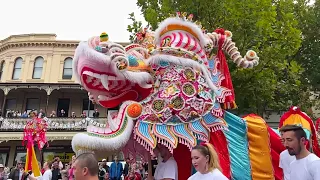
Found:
[70,12,319,180]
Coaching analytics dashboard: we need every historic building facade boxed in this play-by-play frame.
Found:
[0,34,123,167]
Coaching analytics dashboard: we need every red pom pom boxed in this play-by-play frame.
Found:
[214,28,225,35]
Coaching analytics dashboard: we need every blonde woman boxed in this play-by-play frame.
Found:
[188,142,228,180]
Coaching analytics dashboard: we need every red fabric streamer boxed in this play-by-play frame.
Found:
[214,28,236,109]
[210,130,231,179]
[173,144,192,180]
[26,142,33,171]
[316,118,320,132]
[267,126,285,180]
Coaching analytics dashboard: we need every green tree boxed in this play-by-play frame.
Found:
[128,0,314,116]
[293,0,320,116]
[127,12,143,42]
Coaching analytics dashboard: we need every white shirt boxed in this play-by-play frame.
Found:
[279,150,295,180]
[188,169,228,180]
[19,169,23,180]
[290,153,320,180]
[154,157,178,180]
[31,170,51,180]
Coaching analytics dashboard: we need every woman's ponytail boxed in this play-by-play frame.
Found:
[203,142,221,172]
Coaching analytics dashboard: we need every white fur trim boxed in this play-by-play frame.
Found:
[154,18,208,48]
[72,116,134,154]
[73,41,108,84]
[73,41,153,88]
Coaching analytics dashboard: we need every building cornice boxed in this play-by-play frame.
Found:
[0,34,58,44]
[0,41,79,54]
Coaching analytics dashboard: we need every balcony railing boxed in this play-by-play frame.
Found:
[0,117,108,131]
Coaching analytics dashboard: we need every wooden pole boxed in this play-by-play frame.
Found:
[147,155,153,180]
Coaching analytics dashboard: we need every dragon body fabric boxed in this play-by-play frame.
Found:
[71,14,320,180]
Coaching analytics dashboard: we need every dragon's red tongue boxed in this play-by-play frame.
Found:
[99,90,139,108]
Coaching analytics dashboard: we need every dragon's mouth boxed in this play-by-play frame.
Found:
[72,102,135,154]
[87,106,126,134]
[80,67,152,108]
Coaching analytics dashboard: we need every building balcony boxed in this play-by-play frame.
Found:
[0,117,107,131]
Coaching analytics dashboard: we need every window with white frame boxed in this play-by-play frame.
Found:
[63,58,73,79]
[32,57,44,79]
[12,57,23,80]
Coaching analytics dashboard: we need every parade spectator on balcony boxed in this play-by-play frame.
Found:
[0,164,7,180]
[93,109,100,118]
[21,111,28,118]
[38,109,45,118]
[13,111,21,117]
[29,110,37,118]
[80,111,87,118]
[49,111,56,118]
[8,161,25,180]
[109,156,123,180]
[59,109,66,117]
[71,112,76,118]
[6,110,13,118]
[13,111,17,117]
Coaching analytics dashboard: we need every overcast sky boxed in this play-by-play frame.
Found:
[0,0,315,43]
[0,0,147,42]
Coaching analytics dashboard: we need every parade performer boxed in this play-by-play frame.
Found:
[188,142,228,180]
[279,125,320,180]
[23,117,48,177]
[70,11,316,180]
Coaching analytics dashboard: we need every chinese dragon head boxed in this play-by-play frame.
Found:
[71,12,259,159]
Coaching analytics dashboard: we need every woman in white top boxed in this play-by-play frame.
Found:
[188,142,228,180]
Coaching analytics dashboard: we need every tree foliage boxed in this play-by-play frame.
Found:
[127,0,319,117]
[293,0,320,115]
[127,12,142,42]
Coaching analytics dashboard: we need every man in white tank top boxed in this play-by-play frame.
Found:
[280,125,320,180]
[279,132,295,180]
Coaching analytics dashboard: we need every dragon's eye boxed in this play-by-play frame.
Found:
[115,57,129,71]
[161,37,171,47]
